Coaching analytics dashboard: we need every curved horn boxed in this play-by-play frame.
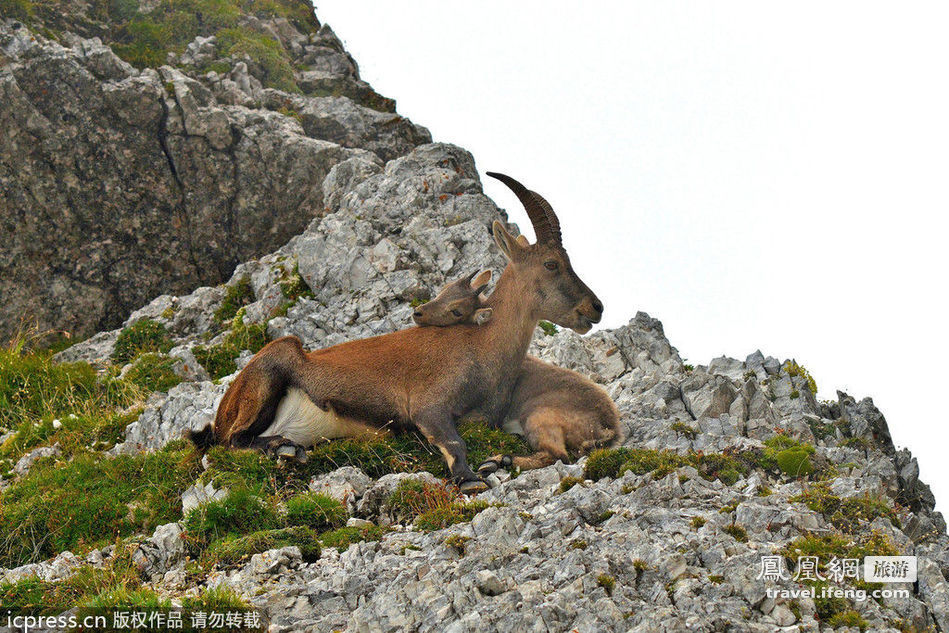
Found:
[486,172,562,245]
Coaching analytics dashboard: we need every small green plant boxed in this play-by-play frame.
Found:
[569,538,588,550]
[443,534,471,554]
[790,389,800,399]
[124,353,181,393]
[690,516,706,529]
[596,574,616,595]
[790,482,899,532]
[719,500,739,514]
[279,262,314,303]
[632,559,649,573]
[111,319,173,364]
[827,610,868,631]
[194,309,269,379]
[670,421,698,439]
[708,574,724,584]
[416,500,490,532]
[762,434,816,477]
[783,360,818,394]
[757,484,773,497]
[559,476,583,493]
[682,363,694,372]
[537,321,558,336]
[841,436,870,450]
[284,492,347,532]
[722,523,748,542]
[214,276,255,324]
[319,524,387,552]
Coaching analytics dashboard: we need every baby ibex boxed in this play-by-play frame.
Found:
[413,269,622,472]
[187,173,604,493]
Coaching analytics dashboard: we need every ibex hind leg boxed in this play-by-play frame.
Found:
[478,408,570,474]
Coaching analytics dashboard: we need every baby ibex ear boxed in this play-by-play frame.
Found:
[472,307,493,326]
[469,269,492,294]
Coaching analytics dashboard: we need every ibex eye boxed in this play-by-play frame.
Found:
[544,261,558,270]
[451,309,462,317]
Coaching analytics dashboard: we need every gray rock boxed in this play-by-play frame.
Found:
[181,482,228,515]
[309,466,372,512]
[14,443,61,476]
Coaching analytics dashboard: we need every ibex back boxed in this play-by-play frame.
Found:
[188,173,603,493]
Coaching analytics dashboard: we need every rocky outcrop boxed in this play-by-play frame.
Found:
[3,4,948,631]
[0,10,429,340]
[47,141,947,631]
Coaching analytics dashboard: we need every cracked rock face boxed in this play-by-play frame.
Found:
[0,18,429,340]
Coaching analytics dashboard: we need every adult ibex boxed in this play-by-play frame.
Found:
[413,268,622,472]
[187,172,603,492]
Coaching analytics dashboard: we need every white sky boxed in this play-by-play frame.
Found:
[312,1,949,510]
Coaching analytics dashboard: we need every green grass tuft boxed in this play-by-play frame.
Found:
[214,276,255,324]
[722,523,748,542]
[596,573,616,594]
[182,487,281,553]
[216,27,299,92]
[761,434,816,477]
[279,262,314,303]
[827,610,868,631]
[319,524,387,552]
[112,319,173,365]
[790,482,899,531]
[124,353,181,393]
[202,526,320,566]
[284,492,347,532]
[194,309,269,380]
[0,445,200,567]
[783,360,818,394]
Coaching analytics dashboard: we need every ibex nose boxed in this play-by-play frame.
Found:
[413,311,423,318]
[592,299,604,314]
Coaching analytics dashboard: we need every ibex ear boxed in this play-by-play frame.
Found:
[492,221,524,260]
[472,308,493,325]
[515,234,530,248]
[469,270,492,293]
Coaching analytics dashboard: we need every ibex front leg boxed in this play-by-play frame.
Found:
[414,407,487,494]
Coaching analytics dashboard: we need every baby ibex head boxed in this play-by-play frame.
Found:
[487,172,604,334]
[413,270,493,326]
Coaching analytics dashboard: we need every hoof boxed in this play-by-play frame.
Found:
[477,460,499,475]
[459,479,489,495]
[274,445,298,460]
[273,443,307,463]
[477,455,512,475]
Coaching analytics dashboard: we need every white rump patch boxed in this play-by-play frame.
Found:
[264,388,383,447]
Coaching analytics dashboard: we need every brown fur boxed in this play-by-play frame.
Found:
[413,272,622,471]
[192,174,603,491]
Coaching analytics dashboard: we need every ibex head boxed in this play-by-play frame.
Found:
[413,270,493,326]
[487,172,603,334]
